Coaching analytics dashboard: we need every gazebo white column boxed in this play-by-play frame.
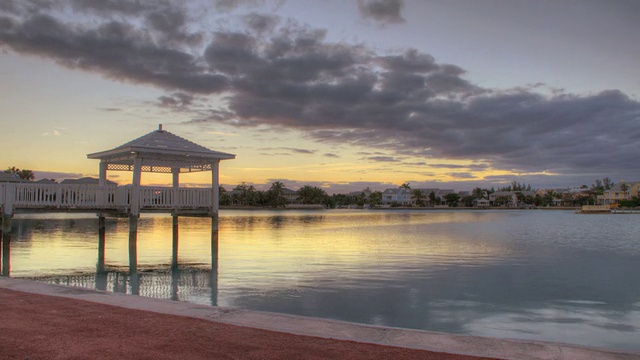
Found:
[172,167,180,209]
[131,157,142,216]
[211,160,220,215]
[98,161,108,207]
[99,161,108,186]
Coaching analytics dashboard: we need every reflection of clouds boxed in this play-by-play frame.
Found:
[463,305,640,351]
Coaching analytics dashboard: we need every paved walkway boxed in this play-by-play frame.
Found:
[0,278,638,360]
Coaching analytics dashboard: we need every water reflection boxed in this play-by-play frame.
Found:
[37,221,219,305]
[39,266,218,305]
[6,210,640,352]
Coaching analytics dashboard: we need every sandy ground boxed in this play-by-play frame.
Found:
[0,288,499,360]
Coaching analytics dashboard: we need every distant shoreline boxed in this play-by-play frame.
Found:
[220,205,580,211]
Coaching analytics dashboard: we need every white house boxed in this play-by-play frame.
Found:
[381,188,412,206]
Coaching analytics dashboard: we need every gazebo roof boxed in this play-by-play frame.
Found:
[87,125,235,173]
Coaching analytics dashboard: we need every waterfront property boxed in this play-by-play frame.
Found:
[597,181,640,205]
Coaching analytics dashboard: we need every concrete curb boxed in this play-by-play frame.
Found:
[1,278,638,360]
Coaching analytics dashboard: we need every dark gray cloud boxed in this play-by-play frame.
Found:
[0,12,228,93]
[70,0,160,15]
[157,92,195,109]
[213,0,268,12]
[358,0,405,24]
[243,12,279,34]
[1,2,639,185]
[323,153,339,158]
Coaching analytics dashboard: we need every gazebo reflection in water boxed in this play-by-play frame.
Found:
[31,227,219,307]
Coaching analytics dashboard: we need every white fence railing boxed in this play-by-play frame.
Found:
[0,183,212,214]
[139,187,211,209]
[12,184,117,209]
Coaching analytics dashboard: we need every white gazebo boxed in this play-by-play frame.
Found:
[87,125,235,217]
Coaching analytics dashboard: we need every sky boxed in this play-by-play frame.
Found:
[1,0,639,193]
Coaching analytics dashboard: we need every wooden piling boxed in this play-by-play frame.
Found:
[1,232,10,277]
[1,213,11,276]
[210,227,219,307]
[97,216,106,274]
[172,215,179,269]
[128,214,138,275]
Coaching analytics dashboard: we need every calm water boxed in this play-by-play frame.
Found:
[3,210,640,352]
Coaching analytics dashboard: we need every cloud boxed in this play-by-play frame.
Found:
[358,0,405,25]
[323,153,340,158]
[283,147,315,154]
[242,12,279,34]
[0,10,228,93]
[212,0,269,12]
[41,129,62,136]
[258,147,316,155]
[2,2,640,185]
[447,172,476,179]
[157,92,195,109]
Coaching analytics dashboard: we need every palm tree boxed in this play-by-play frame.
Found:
[367,191,383,207]
[411,189,425,207]
[428,191,437,206]
[268,182,286,208]
[399,182,411,189]
[620,182,629,194]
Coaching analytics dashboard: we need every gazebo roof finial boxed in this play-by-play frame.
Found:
[158,124,163,131]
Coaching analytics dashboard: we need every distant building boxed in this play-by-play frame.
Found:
[281,188,299,204]
[474,198,490,207]
[381,188,412,206]
[0,172,27,183]
[60,177,117,186]
[598,181,640,205]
